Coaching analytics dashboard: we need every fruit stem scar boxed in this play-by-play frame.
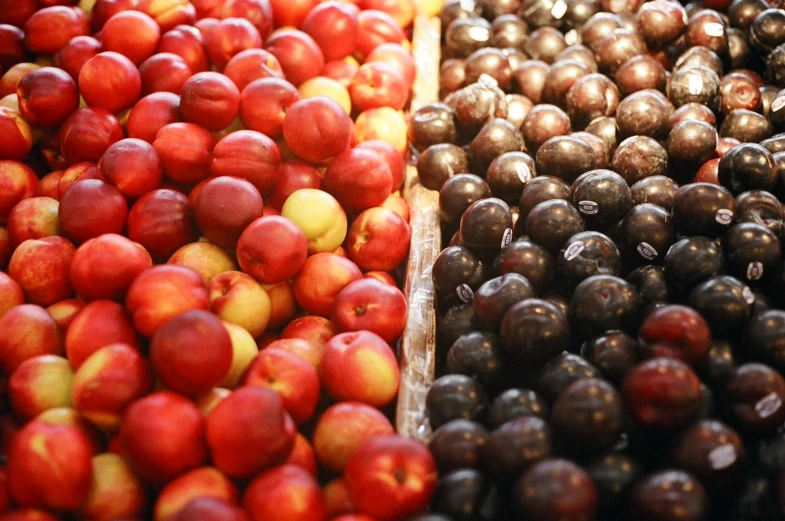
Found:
[355,305,366,316]
[394,467,406,484]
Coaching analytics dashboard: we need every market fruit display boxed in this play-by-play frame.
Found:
[0,1,438,520]
[417,0,785,519]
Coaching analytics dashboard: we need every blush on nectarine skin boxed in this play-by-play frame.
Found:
[206,387,296,479]
[100,10,161,66]
[9,354,74,420]
[65,299,138,369]
[7,197,61,248]
[0,160,39,225]
[78,51,142,114]
[79,453,148,521]
[344,435,437,521]
[236,215,309,284]
[72,342,153,431]
[180,71,241,132]
[244,347,321,424]
[158,23,209,74]
[224,48,283,92]
[8,236,76,307]
[301,1,359,62]
[239,77,300,139]
[124,264,210,338]
[99,138,164,199]
[17,66,79,128]
[153,466,239,521]
[324,147,393,213]
[211,130,282,196]
[208,271,272,339]
[119,391,208,487]
[139,52,193,96]
[283,97,352,164]
[293,252,362,317]
[70,234,153,302]
[265,29,324,88]
[52,35,102,82]
[127,92,183,144]
[311,401,394,472]
[127,188,199,262]
[153,122,217,185]
[59,179,129,245]
[204,17,262,72]
[7,421,94,511]
[0,304,63,375]
[59,107,124,165]
[195,176,264,249]
[243,464,326,521]
[23,6,91,56]
[150,309,234,397]
[0,271,24,318]
[332,278,407,344]
[319,330,400,407]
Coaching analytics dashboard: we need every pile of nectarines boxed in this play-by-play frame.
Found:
[0,0,438,520]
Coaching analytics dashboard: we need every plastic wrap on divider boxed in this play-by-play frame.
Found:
[396,14,442,441]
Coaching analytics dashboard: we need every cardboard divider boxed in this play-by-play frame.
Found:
[396,14,442,441]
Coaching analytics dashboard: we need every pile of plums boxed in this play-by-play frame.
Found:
[412,0,785,519]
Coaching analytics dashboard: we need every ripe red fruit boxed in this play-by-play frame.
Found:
[150,310,233,397]
[180,72,241,132]
[206,387,296,479]
[59,107,124,165]
[120,391,208,486]
[153,122,217,185]
[139,52,193,96]
[264,29,325,88]
[58,179,128,244]
[194,176,264,249]
[283,97,352,164]
[78,51,142,114]
[100,10,161,66]
[17,67,79,128]
[99,138,164,198]
[243,464,326,521]
[210,130,281,198]
[344,435,437,521]
[127,188,199,262]
[127,92,182,144]
[7,421,93,510]
[23,6,90,56]
[70,233,152,302]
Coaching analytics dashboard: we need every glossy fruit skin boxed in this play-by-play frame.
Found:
[670,420,745,490]
[430,468,499,521]
[672,183,735,238]
[557,231,621,292]
[719,143,778,194]
[581,331,638,385]
[484,416,551,481]
[689,276,753,339]
[623,358,703,431]
[569,275,640,340]
[501,298,570,368]
[428,419,489,472]
[664,236,726,294]
[724,363,785,436]
[488,388,549,428]
[629,470,707,521]
[637,304,712,367]
[570,170,632,230]
[513,458,599,521]
[586,452,642,519]
[551,378,623,454]
[426,374,488,429]
[724,222,782,283]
